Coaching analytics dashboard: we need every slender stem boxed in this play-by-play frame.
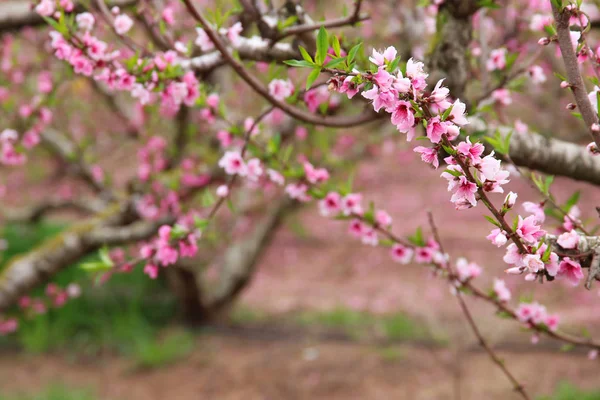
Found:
[180,0,381,128]
[428,212,531,400]
[551,2,600,148]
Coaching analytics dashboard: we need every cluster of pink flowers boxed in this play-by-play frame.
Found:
[195,22,243,52]
[140,224,199,279]
[137,136,168,182]
[516,301,559,332]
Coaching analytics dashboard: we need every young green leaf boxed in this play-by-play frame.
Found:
[306,67,321,90]
[315,26,328,65]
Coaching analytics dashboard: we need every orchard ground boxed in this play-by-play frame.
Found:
[1,145,600,399]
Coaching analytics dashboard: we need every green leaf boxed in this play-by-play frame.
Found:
[347,43,362,65]
[332,35,341,57]
[80,261,112,272]
[324,57,347,69]
[315,26,328,65]
[283,59,315,68]
[388,55,402,73]
[443,168,463,177]
[484,215,502,228]
[306,67,321,90]
[563,190,580,213]
[408,227,426,247]
[596,91,600,117]
[99,246,114,268]
[299,46,314,63]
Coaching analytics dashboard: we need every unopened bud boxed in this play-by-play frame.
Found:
[505,267,524,275]
[566,103,576,110]
[592,123,600,133]
[587,142,600,155]
[538,37,550,46]
[504,191,518,209]
[560,81,570,89]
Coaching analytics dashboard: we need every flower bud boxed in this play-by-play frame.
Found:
[504,191,518,209]
[505,266,524,275]
[538,37,550,46]
[560,81,570,88]
[566,103,576,110]
[592,123,600,133]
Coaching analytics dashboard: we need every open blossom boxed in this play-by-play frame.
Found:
[216,185,229,197]
[487,228,507,247]
[391,244,413,264]
[144,263,159,279]
[449,176,477,207]
[268,79,294,101]
[515,215,545,243]
[226,22,243,45]
[493,279,511,302]
[114,14,134,35]
[319,192,342,217]
[491,88,512,105]
[425,117,448,143]
[516,302,547,325]
[430,79,451,109]
[361,228,379,246]
[558,257,584,286]
[267,169,284,185]
[218,151,247,176]
[523,254,544,273]
[246,158,263,182]
[285,183,310,202]
[341,193,363,216]
[557,230,579,249]
[361,85,397,113]
[522,201,545,223]
[375,210,392,227]
[195,28,214,52]
[304,162,329,184]
[486,48,507,71]
[369,46,397,66]
[76,12,95,31]
[528,65,547,84]
[391,101,415,132]
[414,146,439,168]
[457,137,484,162]
[406,58,428,91]
[455,258,482,282]
[35,0,55,16]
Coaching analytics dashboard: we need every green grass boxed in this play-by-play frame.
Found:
[539,382,600,400]
[295,307,430,341]
[0,384,97,400]
[0,222,178,360]
[131,329,195,370]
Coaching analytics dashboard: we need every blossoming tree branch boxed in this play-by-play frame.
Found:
[2,0,600,396]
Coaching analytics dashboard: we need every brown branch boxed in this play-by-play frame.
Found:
[0,0,137,33]
[181,0,382,128]
[1,199,105,223]
[428,212,531,400]
[551,2,600,148]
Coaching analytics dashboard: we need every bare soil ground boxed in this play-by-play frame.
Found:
[3,150,600,399]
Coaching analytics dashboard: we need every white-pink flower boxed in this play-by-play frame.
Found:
[218,151,247,176]
[114,14,134,35]
[391,244,413,264]
[455,258,482,282]
[319,192,342,217]
[557,230,579,249]
[35,0,55,16]
[486,228,507,247]
[268,79,294,101]
[493,278,511,302]
[76,12,95,31]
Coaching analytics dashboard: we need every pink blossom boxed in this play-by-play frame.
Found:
[144,263,159,279]
[493,278,511,302]
[523,253,544,273]
[341,193,363,216]
[195,28,214,52]
[226,22,243,45]
[76,12,95,31]
[486,48,507,71]
[487,228,507,247]
[414,146,439,168]
[516,215,545,243]
[267,169,284,185]
[361,228,379,246]
[544,314,559,331]
[35,0,55,16]
[426,117,448,143]
[375,210,392,227]
[558,257,584,286]
[406,58,428,91]
[361,85,397,113]
[455,258,482,282]
[522,201,545,223]
[391,244,414,264]
[369,46,397,66]
[390,101,415,132]
[348,219,365,237]
[268,79,294,101]
[156,244,178,266]
[449,99,469,126]
[319,192,342,217]
[450,176,478,207]
[218,151,247,176]
[246,158,264,182]
[557,230,579,249]
[491,88,512,105]
[216,185,229,197]
[414,246,435,263]
[114,14,134,35]
[38,71,53,93]
[162,7,175,25]
[285,183,310,201]
[304,162,329,184]
[457,137,484,162]
[528,65,547,84]
[503,243,525,267]
[179,234,198,258]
